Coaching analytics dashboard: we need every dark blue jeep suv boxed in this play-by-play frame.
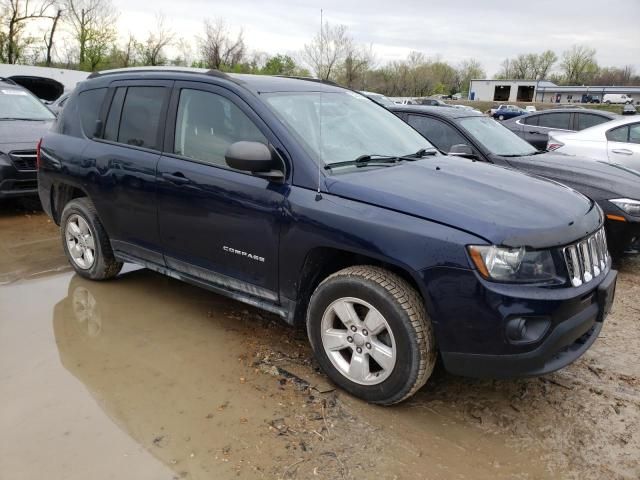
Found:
[38,68,617,404]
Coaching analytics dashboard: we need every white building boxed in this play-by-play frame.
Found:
[468,79,640,104]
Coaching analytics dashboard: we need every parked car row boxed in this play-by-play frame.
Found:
[1,68,634,406]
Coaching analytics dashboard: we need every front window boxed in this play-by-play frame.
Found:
[459,116,538,156]
[0,88,55,120]
[263,91,433,166]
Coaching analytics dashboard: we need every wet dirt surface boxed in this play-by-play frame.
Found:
[1,200,639,479]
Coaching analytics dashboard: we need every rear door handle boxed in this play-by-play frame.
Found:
[612,149,633,155]
[528,131,541,134]
[161,172,191,185]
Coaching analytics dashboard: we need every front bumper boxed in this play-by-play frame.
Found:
[422,267,617,379]
[0,160,38,198]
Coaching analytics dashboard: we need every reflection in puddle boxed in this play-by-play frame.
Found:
[50,270,549,479]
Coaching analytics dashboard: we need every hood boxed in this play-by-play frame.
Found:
[0,120,54,150]
[325,157,602,249]
[502,152,640,201]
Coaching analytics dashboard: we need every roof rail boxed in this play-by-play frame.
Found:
[86,66,231,80]
[0,77,18,85]
[275,75,340,87]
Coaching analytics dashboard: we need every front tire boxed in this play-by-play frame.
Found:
[60,198,123,280]
[307,266,436,405]
[498,114,505,120]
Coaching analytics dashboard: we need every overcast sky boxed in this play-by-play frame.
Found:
[113,0,640,76]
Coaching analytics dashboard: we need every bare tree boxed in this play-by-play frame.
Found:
[1,0,56,63]
[139,13,174,66]
[535,50,557,79]
[199,18,245,70]
[455,59,485,93]
[172,37,192,66]
[64,0,117,68]
[340,43,374,88]
[303,21,351,81]
[560,45,598,84]
[43,6,62,66]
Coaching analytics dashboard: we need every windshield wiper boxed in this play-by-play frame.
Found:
[404,148,438,159]
[324,149,438,170]
[324,154,402,170]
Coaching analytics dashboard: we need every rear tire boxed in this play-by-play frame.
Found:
[307,266,436,405]
[498,114,505,120]
[60,197,123,280]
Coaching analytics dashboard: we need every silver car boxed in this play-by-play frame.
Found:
[548,116,640,172]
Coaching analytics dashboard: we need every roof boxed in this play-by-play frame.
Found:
[89,67,345,94]
[389,104,482,119]
[0,64,88,91]
[470,79,557,87]
[534,108,619,118]
[536,85,640,93]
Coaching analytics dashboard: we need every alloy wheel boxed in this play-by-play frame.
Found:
[320,297,397,385]
[65,214,96,270]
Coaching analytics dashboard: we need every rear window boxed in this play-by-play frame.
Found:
[576,113,609,131]
[537,112,571,130]
[78,88,107,137]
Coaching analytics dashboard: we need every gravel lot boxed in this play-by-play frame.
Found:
[1,199,638,480]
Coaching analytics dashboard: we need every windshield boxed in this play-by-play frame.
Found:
[459,116,538,156]
[0,88,55,120]
[264,91,433,166]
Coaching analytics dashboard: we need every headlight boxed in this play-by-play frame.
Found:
[610,198,640,217]
[467,245,557,283]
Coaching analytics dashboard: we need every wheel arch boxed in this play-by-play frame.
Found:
[51,182,90,224]
[290,246,427,327]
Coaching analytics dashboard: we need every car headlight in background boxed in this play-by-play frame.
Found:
[468,245,557,283]
[610,198,640,217]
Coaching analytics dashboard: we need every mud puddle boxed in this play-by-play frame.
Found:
[1,207,639,479]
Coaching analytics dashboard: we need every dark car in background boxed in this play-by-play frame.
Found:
[38,68,616,404]
[503,108,619,150]
[492,105,527,121]
[392,105,640,256]
[0,78,56,199]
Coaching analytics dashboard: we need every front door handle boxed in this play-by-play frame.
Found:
[528,131,541,134]
[612,149,633,155]
[161,172,191,185]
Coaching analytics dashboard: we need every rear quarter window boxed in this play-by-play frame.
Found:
[78,88,107,138]
[537,112,571,130]
[576,113,610,131]
[524,115,539,126]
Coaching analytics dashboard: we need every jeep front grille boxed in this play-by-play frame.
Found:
[9,150,37,171]
[563,227,609,287]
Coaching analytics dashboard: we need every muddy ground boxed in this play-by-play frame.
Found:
[1,199,638,480]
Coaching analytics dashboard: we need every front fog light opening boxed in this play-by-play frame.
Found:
[505,317,550,344]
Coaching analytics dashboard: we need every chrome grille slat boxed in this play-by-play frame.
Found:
[563,227,609,288]
[9,150,37,171]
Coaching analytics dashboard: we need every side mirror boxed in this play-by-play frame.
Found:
[225,141,284,180]
[448,144,476,159]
